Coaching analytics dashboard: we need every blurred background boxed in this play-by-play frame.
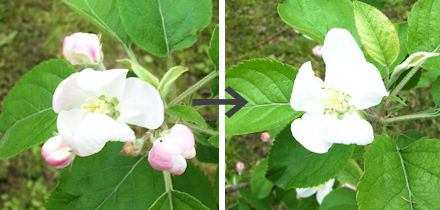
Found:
[0,1,218,209]
[226,0,440,209]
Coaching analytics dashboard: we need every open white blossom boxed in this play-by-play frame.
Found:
[53,68,164,156]
[290,28,388,154]
[296,179,334,204]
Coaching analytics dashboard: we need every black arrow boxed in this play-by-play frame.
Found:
[192,87,248,118]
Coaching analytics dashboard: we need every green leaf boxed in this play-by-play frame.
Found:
[148,190,209,210]
[336,159,362,187]
[195,142,218,163]
[165,105,208,128]
[407,0,440,70]
[357,136,440,209]
[0,59,75,159]
[390,22,409,71]
[278,0,358,44]
[239,187,275,210]
[297,196,319,210]
[266,126,354,188]
[62,0,131,47]
[320,188,357,210]
[117,59,160,88]
[274,188,298,209]
[45,143,165,209]
[118,0,212,57]
[173,162,217,209]
[251,158,274,199]
[354,1,399,66]
[433,77,440,106]
[158,66,188,98]
[359,0,388,10]
[396,129,423,149]
[225,59,302,135]
[208,25,219,71]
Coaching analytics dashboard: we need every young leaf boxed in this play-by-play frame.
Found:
[117,58,160,88]
[225,59,302,135]
[278,0,358,44]
[393,52,440,74]
[354,1,399,66]
[148,190,209,210]
[45,143,165,209]
[208,25,219,71]
[251,158,274,199]
[320,188,357,210]
[166,105,209,128]
[407,0,440,70]
[158,66,188,98]
[0,59,75,159]
[62,0,131,47]
[357,136,440,209]
[266,126,354,188]
[118,0,212,57]
[336,159,363,187]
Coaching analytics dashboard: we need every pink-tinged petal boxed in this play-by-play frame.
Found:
[76,69,127,99]
[260,132,271,142]
[65,113,135,156]
[63,32,101,65]
[41,136,75,169]
[312,45,323,57]
[291,113,333,154]
[52,73,91,113]
[148,140,174,171]
[164,124,195,155]
[118,78,164,129]
[169,155,187,175]
[343,183,357,191]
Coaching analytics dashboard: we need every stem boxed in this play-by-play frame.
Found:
[225,183,250,194]
[163,171,174,209]
[384,65,390,86]
[384,110,440,123]
[123,44,139,65]
[390,65,421,97]
[395,143,414,210]
[166,117,219,136]
[97,62,106,71]
[168,71,219,107]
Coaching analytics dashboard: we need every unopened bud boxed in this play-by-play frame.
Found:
[236,161,245,174]
[121,141,141,157]
[63,32,102,65]
[312,45,323,57]
[41,136,75,169]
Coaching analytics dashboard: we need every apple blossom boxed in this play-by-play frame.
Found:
[236,161,245,174]
[312,45,323,57]
[148,124,195,175]
[290,28,388,154]
[260,132,271,142]
[63,32,102,65]
[53,68,164,157]
[41,135,75,169]
[296,179,334,204]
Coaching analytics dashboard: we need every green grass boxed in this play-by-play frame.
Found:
[226,0,439,208]
[0,0,218,208]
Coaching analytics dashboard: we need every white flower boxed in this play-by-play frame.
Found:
[53,68,164,156]
[63,32,102,65]
[296,179,334,204]
[290,28,388,154]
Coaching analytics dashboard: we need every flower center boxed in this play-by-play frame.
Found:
[321,87,356,120]
[81,95,120,120]
[316,184,324,192]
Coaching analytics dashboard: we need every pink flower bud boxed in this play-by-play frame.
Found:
[41,136,75,169]
[63,32,102,65]
[260,132,271,142]
[121,141,141,157]
[293,29,300,34]
[312,45,323,57]
[343,183,357,191]
[236,161,245,174]
[148,124,195,175]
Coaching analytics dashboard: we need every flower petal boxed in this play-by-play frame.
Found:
[57,108,86,142]
[118,78,164,129]
[322,28,366,87]
[148,140,175,171]
[296,187,317,198]
[164,124,195,156]
[291,113,333,154]
[76,68,128,99]
[316,179,335,204]
[169,155,187,175]
[290,61,325,114]
[53,73,90,113]
[41,135,75,169]
[67,113,135,156]
[325,113,374,145]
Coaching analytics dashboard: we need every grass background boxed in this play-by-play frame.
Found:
[0,1,218,209]
[225,0,440,208]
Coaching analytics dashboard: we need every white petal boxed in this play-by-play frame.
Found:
[53,73,90,113]
[69,113,135,156]
[296,187,317,198]
[322,28,366,88]
[291,113,333,154]
[344,63,388,109]
[290,61,324,114]
[325,113,374,145]
[316,179,335,204]
[118,78,164,129]
[57,108,86,141]
[76,69,128,99]
[169,154,187,175]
